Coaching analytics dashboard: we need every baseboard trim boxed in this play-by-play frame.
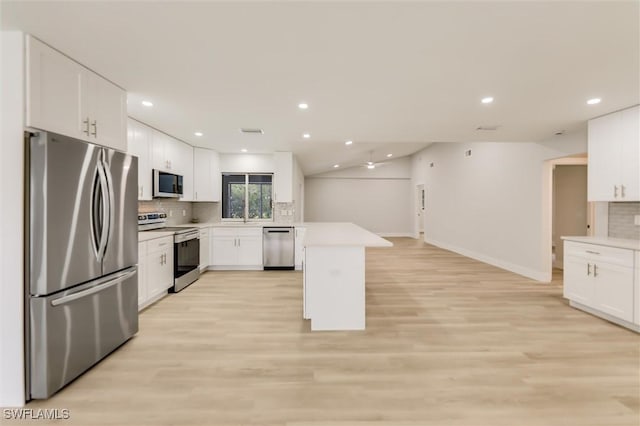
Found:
[570,301,640,333]
[208,265,263,271]
[376,232,413,238]
[426,238,550,282]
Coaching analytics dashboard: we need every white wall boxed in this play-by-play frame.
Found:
[0,31,25,407]
[219,153,274,173]
[292,156,304,222]
[411,134,586,282]
[305,157,413,236]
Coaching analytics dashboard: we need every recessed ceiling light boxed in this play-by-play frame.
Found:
[386,153,393,158]
[333,164,340,168]
[194,132,203,137]
[345,140,353,145]
[587,98,601,105]
[367,164,375,169]
[481,97,494,104]
[241,148,248,153]
[302,133,310,139]
[141,100,153,107]
[298,103,309,110]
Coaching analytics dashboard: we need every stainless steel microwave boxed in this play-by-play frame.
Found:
[153,169,183,198]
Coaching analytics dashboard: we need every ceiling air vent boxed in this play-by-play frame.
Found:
[476,125,500,131]
[240,128,264,134]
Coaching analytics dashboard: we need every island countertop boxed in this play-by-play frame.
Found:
[303,223,393,248]
[561,236,640,251]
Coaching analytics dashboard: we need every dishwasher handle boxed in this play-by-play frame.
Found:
[266,229,292,233]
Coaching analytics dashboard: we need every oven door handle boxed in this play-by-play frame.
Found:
[175,231,199,243]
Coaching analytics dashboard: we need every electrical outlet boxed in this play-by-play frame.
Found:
[182,209,186,217]
[169,210,173,217]
[634,215,640,226]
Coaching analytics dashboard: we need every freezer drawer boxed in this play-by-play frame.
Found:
[263,227,294,269]
[29,267,138,399]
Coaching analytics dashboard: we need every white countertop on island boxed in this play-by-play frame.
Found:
[303,223,393,248]
[561,236,640,251]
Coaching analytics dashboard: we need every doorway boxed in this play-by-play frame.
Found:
[552,164,590,269]
[415,184,425,239]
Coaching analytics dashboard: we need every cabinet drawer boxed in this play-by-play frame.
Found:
[564,241,634,267]
[235,227,262,237]
[211,227,237,237]
[147,236,173,253]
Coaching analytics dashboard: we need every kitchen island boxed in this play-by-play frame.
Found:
[302,223,393,331]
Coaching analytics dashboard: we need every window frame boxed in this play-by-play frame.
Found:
[221,173,274,222]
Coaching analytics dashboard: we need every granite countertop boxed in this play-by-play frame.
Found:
[561,236,640,251]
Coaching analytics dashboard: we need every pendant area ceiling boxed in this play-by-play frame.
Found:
[2,1,638,175]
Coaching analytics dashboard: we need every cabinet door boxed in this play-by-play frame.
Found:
[588,113,621,201]
[593,263,634,322]
[199,231,210,270]
[295,227,306,270]
[273,152,293,202]
[175,141,194,201]
[147,245,174,298]
[194,148,220,202]
[237,235,263,266]
[563,255,594,307]
[127,120,153,200]
[137,242,148,309]
[211,236,237,266]
[619,106,640,201]
[26,36,84,139]
[151,130,168,171]
[86,72,127,151]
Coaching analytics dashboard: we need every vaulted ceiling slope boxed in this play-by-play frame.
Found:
[2,1,638,174]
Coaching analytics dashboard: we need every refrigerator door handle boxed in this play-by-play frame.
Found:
[102,156,115,255]
[50,266,137,307]
[95,159,110,261]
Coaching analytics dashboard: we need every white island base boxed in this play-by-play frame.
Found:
[302,223,392,331]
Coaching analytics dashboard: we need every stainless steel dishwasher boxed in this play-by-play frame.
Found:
[263,227,295,270]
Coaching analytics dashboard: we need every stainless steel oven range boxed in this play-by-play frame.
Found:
[139,213,200,292]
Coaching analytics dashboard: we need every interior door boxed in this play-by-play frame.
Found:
[29,132,102,295]
[102,149,138,275]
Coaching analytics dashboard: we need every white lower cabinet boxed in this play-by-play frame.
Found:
[295,227,306,270]
[563,240,637,329]
[210,227,263,269]
[199,228,210,271]
[138,236,174,310]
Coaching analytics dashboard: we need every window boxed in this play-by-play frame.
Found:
[222,174,273,220]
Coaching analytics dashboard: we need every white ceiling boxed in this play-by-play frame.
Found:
[2,1,638,175]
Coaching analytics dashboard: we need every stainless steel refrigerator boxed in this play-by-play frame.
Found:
[25,131,139,399]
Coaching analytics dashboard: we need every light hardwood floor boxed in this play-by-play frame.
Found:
[12,238,640,425]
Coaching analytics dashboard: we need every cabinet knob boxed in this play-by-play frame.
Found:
[91,120,98,137]
[614,185,619,198]
[587,263,591,276]
[593,264,598,277]
[621,184,626,198]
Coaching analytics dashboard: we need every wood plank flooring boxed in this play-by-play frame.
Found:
[12,238,640,425]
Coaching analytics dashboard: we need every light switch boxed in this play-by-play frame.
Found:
[634,215,640,226]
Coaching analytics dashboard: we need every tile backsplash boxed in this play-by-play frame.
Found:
[608,202,640,240]
[274,202,295,224]
[192,202,220,223]
[138,199,194,226]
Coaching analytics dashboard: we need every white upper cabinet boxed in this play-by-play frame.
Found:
[588,105,640,201]
[127,119,152,200]
[273,152,293,203]
[150,128,194,200]
[193,147,221,202]
[26,35,127,151]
